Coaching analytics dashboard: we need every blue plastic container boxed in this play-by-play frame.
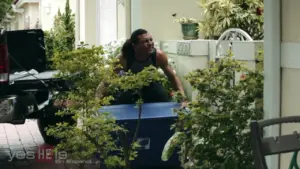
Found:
[99,102,181,169]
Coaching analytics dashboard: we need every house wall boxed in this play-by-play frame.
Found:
[11,13,24,30]
[9,3,39,30]
[27,3,39,28]
[280,0,300,168]
[16,0,204,46]
[128,0,203,41]
[9,0,204,45]
[22,4,30,29]
[77,0,206,46]
[8,0,76,31]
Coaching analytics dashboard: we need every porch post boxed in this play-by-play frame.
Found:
[263,0,281,168]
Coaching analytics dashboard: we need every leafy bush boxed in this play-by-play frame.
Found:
[48,46,122,168]
[47,42,170,168]
[44,31,54,65]
[162,52,264,169]
[103,39,124,59]
[198,0,264,40]
[44,0,75,62]
[0,0,14,26]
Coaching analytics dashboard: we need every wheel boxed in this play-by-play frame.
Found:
[37,101,75,145]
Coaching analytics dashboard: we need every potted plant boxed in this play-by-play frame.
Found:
[172,13,199,40]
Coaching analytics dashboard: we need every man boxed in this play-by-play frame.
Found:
[112,29,187,106]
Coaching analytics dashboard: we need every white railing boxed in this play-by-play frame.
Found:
[161,40,263,62]
[159,29,263,101]
[216,28,254,59]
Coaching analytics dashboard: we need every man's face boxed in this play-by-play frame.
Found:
[134,33,154,54]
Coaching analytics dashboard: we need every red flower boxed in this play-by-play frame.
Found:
[240,73,246,80]
[256,7,263,15]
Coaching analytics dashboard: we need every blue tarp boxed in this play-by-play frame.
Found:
[99,102,181,120]
[98,102,181,169]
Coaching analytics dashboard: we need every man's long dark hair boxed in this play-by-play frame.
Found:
[121,29,148,60]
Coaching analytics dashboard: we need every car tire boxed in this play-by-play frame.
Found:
[37,101,75,145]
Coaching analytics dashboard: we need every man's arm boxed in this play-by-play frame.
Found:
[156,49,186,99]
[96,54,126,98]
[114,54,127,74]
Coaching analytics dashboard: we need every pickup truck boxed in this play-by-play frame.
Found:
[0,29,72,144]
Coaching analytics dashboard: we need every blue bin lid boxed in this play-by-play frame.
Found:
[99,102,181,120]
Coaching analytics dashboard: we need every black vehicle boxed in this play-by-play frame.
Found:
[0,29,72,144]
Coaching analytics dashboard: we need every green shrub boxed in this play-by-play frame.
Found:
[0,0,14,26]
[103,39,124,59]
[198,0,264,40]
[162,52,264,169]
[48,43,170,168]
[44,0,75,62]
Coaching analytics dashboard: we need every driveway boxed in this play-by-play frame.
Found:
[0,119,99,169]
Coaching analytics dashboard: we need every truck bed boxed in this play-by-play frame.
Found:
[8,70,62,92]
[10,70,59,83]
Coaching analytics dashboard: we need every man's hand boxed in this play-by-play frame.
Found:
[156,49,186,97]
[180,100,188,109]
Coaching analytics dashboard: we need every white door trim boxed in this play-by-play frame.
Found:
[79,0,85,43]
[96,0,101,46]
[130,0,140,32]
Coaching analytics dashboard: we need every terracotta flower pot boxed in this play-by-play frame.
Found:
[181,23,199,40]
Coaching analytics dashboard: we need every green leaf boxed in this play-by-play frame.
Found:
[161,132,184,161]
